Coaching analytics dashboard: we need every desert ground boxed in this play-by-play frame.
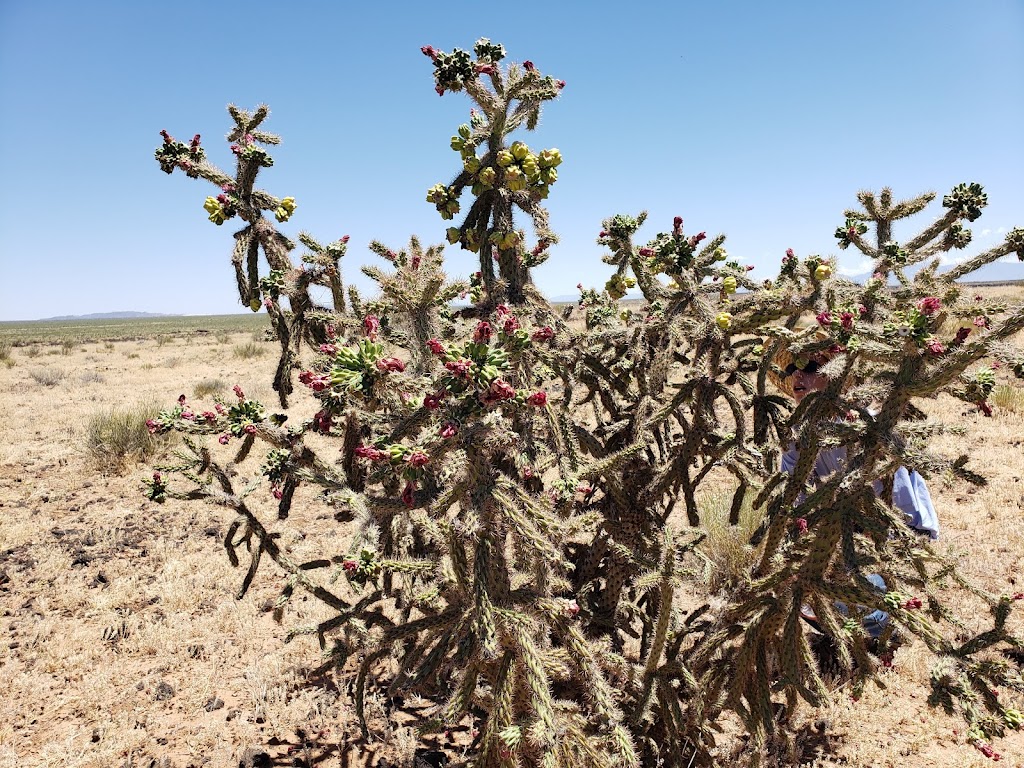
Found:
[2,289,1024,768]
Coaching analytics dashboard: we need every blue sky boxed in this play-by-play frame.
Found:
[1,1,1022,321]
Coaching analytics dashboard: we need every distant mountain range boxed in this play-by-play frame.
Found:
[35,311,180,321]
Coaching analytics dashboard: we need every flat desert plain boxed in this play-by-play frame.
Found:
[2,291,1024,767]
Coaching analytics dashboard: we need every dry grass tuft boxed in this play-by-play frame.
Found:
[0,340,14,368]
[233,341,268,359]
[29,367,67,386]
[85,403,168,473]
[693,490,764,593]
[194,378,227,399]
[991,384,1024,414]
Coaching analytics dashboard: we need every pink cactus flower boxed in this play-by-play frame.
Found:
[439,422,458,439]
[673,216,683,229]
[272,486,283,500]
[973,316,989,327]
[638,247,655,257]
[153,472,161,483]
[218,434,230,445]
[214,403,226,415]
[556,80,566,89]
[795,518,808,535]
[320,343,337,355]
[375,357,406,373]
[903,597,923,610]
[233,385,245,399]
[917,296,942,315]
[342,559,358,572]
[840,312,855,330]
[473,321,493,343]
[523,60,535,71]
[564,599,580,618]
[925,339,945,356]
[532,326,554,342]
[407,450,430,468]
[426,338,446,355]
[527,391,547,406]
[363,314,380,340]
[401,481,416,508]
[816,311,832,326]
[445,359,472,378]
[599,230,608,238]
[313,410,333,433]
[340,235,350,244]
[483,379,516,403]
[424,393,445,411]
[181,410,194,420]
[202,411,217,422]
[146,419,159,434]
[785,248,795,258]
[354,444,388,462]
[475,63,497,75]
[243,424,257,435]
[503,315,520,334]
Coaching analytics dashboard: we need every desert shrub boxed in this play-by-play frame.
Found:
[148,42,1024,767]
[233,341,267,359]
[194,378,227,398]
[79,371,106,384]
[991,384,1024,413]
[87,403,168,473]
[104,341,115,351]
[0,340,14,368]
[215,331,232,344]
[156,335,172,347]
[23,344,41,358]
[29,367,66,386]
[60,339,77,355]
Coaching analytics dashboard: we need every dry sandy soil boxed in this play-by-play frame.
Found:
[2,291,1024,768]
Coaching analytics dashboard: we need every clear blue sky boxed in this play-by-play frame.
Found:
[1,1,1022,321]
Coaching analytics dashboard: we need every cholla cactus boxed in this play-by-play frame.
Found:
[151,42,1024,767]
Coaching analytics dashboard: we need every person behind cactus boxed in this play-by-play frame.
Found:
[771,344,940,639]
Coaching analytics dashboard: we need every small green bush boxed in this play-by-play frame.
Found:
[23,345,41,358]
[60,340,77,355]
[215,331,232,344]
[86,403,168,473]
[0,341,13,368]
[233,341,267,359]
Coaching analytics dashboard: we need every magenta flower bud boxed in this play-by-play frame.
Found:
[201,411,217,422]
[816,311,832,326]
[917,296,942,315]
[340,235,350,244]
[527,391,547,406]
[310,376,330,392]
[523,60,535,71]
[230,144,241,154]
[435,85,445,97]
[532,326,554,342]
[599,230,608,238]
[426,338,446,355]
[215,403,226,415]
[313,410,333,433]
[503,316,520,334]
[407,450,430,468]
[178,394,187,405]
[420,45,437,59]
[243,424,257,435]
[556,80,566,89]
[342,558,358,572]
[973,316,988,327]
[233,385,245,399]
[840,312,855,330]
[146,419,159,434]
[673,216,683,228]
[218,434,230,445]
[926,339,945,356]
[638,247,655,257]
[785,248,795,258]
[319,343,337,355]
[401,481,416,508]
[475,63,497,75]
[795,518,808,535]
[160,129,173,145]
[363,314,380,339]
[153,472,161,482]
[376,357,406,373]
[439,422,458,439]
[473,321,493,343]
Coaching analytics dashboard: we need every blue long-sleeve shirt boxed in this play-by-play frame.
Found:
[780,444,940,539]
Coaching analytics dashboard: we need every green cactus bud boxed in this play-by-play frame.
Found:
[815,263,833,280]
[510,141,529,161]
[716,312,732,330]
[723,276,738,294]
[458,123,471,140]
[450,136,465,152]
[446,227,461,244]
[478,167,496,187]
[463,156,481,174]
